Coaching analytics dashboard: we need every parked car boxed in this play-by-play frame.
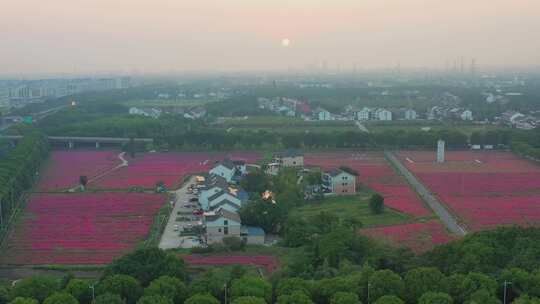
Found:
[189,197,199,202]
[173,225,179,231]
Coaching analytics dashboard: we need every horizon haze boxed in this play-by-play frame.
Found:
[1,0,539,75]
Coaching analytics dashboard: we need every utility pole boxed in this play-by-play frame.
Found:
[90,284,95,303]
[224,282,228,304]
[503,281,512,304]
[367,282,371,304]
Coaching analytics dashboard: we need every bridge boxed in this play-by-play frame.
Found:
[0,135,153,149]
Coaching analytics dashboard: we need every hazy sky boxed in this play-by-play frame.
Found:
[1,0,539,74]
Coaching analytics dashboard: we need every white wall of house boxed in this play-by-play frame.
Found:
[405,109,417,120]
[461,110,473,121]
[356,108,371,121]
[318,110,331,121]
[206,218,241,244]
[376,109,392,121]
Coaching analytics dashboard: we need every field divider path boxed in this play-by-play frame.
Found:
[68,152,128,191]
[384,151,468,236]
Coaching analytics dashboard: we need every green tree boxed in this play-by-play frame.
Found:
[466,289,501,304]
[8,298,38,304]
[137,295,173,304]
[418,292,453,304]
[0,287,9,304]
[330,292,361,304]
[184,294,220,304]
[65,279,92,304]
[93,293,123,304]
[313,276,359,304]
[9,277,59,303]
[240,171,270,193]
[369,270,405,301]
[369,193,384,214]
[230,277,271,303]
[104,248,186,286]
[144,276,187,304]
[231,296,266,304]
[97,274,142,304]
[276,278,311,298]
[513,295,540,304]
[404,267,445,303]
[277,291,314,304]
[43,292,79,304]
[188,268,231,299]
[374,295,404,304]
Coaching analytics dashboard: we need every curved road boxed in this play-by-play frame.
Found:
[385,151,468,236]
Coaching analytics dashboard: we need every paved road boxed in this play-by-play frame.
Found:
[385,151,468,236]
[159,176,202,249]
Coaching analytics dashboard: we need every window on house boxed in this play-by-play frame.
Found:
[218,228,222,233]
[224,227,229,235]
[224,220,228,226]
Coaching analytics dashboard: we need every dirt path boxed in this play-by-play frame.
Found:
[68,152,128,191]
[385,151,468,236]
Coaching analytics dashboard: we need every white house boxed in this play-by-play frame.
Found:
[315,108,332,121]
[204,209,242,244]
[322,169,356,195]
[275,150,304,168]
[199,175,229,210]
[356,107,371,121]
[207,189,243,212]
[374,108,392,121]
[404,109,417,120]
[460,110,473,121]
[209,160,236,182]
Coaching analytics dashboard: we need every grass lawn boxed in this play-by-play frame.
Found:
[291,195,411,228]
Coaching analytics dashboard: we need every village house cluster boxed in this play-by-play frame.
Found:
[195,159,265,245]
[196,151,358,246]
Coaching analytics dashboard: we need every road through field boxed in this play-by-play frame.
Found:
[385,151,468,236]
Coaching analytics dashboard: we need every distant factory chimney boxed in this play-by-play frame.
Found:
[437,140,446,163]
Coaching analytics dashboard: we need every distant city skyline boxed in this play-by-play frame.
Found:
[1,0,539,75]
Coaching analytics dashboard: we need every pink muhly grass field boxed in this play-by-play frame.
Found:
[38,150,120,191]
[90,151,262,189]
[398,151,540,231]
[0,192,166,265]
[304,152,431,217]
[362,220,455,253]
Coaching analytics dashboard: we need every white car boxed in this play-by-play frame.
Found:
[173,225,179,231]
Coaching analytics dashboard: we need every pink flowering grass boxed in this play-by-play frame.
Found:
[38,150,120,191]
[183,255,279,273]
[305,152,431,217]
[398,151,540,231]
[0,192,166,265]
[362,220,455,253]
[90,152,261,189]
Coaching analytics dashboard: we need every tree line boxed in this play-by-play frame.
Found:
[3,227,540,304]
[0,133,49,240]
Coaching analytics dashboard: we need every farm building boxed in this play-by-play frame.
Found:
[322,168,356,195]
[204,209,242,244]
[209,159,236,182]
[275,150,304,168]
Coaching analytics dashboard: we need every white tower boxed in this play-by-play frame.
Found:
[437,140,445,163]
